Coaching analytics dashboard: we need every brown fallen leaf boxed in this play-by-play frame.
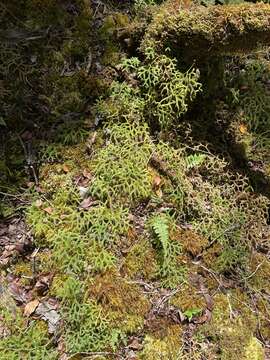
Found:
[239,123,247,134]
[0,322,10,339]
[153,175,162,188]
[8,281,31,304]
[36,300,61,334]
[62,164,70,173]
[79,197,93,209]
[79,197,98,210]
[128,338,143,351]
[24,299,39,317]
[34,273,53,295]
[43,207,53,215]
[82,169,92,179]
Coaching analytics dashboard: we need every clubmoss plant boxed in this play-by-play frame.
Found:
[0,306,57,360]
[89,122,154,206]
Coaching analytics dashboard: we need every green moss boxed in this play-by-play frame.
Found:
[244,337,264,360]
[197,291,259,360]
[176,228,208,257]
[53,276,121,354]
[247,252,270,292]
[226,56,270,171]
[170,283,206,313]
[99,13,130,66]
[122,238,158,280]
[139,326,182,360]
[89,270,150,334]
[141,3,270,57]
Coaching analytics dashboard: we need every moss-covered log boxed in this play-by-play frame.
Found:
[141,2,270,59]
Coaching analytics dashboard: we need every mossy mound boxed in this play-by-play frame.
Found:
[197,291,264,360]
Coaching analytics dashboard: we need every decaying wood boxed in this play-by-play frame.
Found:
[142,2,270,59]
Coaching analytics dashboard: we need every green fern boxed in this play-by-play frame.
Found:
[150,214,185,288]
[150,214,170,260]
[185,153,206,169]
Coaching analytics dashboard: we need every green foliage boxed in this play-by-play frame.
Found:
[0,306,57,360]
[226,56,270,168]
[185,153,206,169]
[1,0,93,130]
[54,122,89,145]
[5,2,270,358]
[39,143,61,163]
[89,122,154,205]
[184,308,202,322]
[96,52,201,129]
[150,213,185,288]
[0,323,57,360]
[64,300,120,354]
[96,81,145,123]
[134,0,162,11]
[121,53,201,129]
[56,277,121,354]
[28,203,127,272]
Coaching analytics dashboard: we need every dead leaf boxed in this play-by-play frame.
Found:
[36,300,60,334]
[8,281,31,304]
[34,273,53,295]
[240,85,249,91]
[35,199,43,208]
[128,338,143,351]
[194,309,212,324]
[43,207,53,215]
[24,299,39,317]
[239,123,247,134]
[153,175,161,188]
[126,350,138,360]
[0,323,10,339]
[79,197,94,210]
[82,169,92,179]
[62,164,70,173]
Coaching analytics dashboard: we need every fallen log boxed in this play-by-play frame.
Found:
[141,2,270,59]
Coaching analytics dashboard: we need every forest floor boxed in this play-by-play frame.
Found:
[0,1,270,359]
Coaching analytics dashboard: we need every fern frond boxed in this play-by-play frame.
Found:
[150,214,170,257]
[185,153,206,169]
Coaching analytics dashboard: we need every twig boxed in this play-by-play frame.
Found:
[155,287,181,313]
[194,262,223,289]
[66,351,120,360]
[0,191,22,199]
[227,293,234,320]
[241,259,266,282]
